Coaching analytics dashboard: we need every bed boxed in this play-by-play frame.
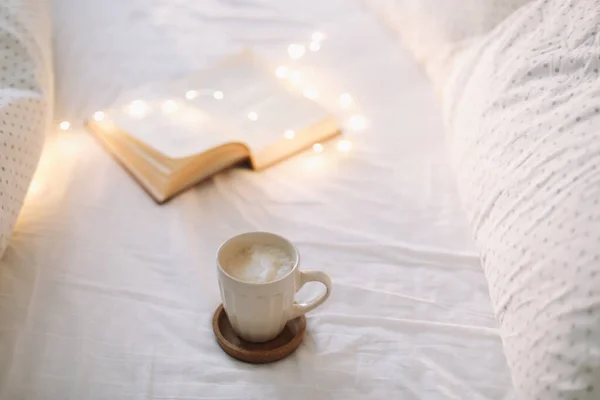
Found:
[0,0,515,398]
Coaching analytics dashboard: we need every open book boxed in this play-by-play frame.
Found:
[86,51,340,203]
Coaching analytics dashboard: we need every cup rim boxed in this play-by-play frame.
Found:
[217,231,300,286]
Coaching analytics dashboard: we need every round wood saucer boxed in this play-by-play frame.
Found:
[212,304,306,364]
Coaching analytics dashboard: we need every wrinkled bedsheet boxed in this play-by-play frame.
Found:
[0,1,514,398]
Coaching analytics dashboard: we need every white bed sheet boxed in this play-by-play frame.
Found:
[0,1,514,398]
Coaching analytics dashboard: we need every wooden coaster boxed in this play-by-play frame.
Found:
[212,304,306,364]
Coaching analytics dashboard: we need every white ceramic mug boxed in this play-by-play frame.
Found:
[217,232,332,343]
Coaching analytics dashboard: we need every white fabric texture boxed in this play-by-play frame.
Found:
[441,0,600,398]
[0,0,515,398]
[0,0,52,257]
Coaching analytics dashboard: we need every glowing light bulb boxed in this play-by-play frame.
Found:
[162,100,178,113]
[287,44,306,60]
[339,93,352,108]
[313,143,323,153]
[248,111,258,121]
[275,66,289,79]
[128,100,148,117]
[213,90,224,100]
[309,41,321,52]
[311,31,325,42]
[93,111,104,121]
[289,70,302,85]
[185,90,198,100]
[284,129,295,139]
[303,87,319,100]
[348,115,367,130]
[59,121,70,130]
[337,139,352,152]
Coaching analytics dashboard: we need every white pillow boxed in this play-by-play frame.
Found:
[0,0,52,257]
[442,0,600,398]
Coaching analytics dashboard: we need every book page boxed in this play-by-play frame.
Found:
[103,51,332,159]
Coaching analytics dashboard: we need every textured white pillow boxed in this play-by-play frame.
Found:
[442,0,600,398]
[0,0,52,257]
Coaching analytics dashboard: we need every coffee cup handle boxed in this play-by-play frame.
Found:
[291,270,332,319]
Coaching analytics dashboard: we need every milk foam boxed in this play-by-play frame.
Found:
[224,244,294,283]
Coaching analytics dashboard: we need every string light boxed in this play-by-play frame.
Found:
[275,66,289,79]
[309,32,324,53]
[339,93,352,108]
[93,111,105,121]
[185,90,198,100]
[59,121,70,130]
[313,143,323,153]
[162,99,178,113]
[284,129,295,139]
[303,87,319,100]
[213,90,224,100]
[337,139,352,152]
[311,32,325,42]
[128,100,148,117]
[247,111,258,121]
[287,44,306,60]
[348,115,367,130]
